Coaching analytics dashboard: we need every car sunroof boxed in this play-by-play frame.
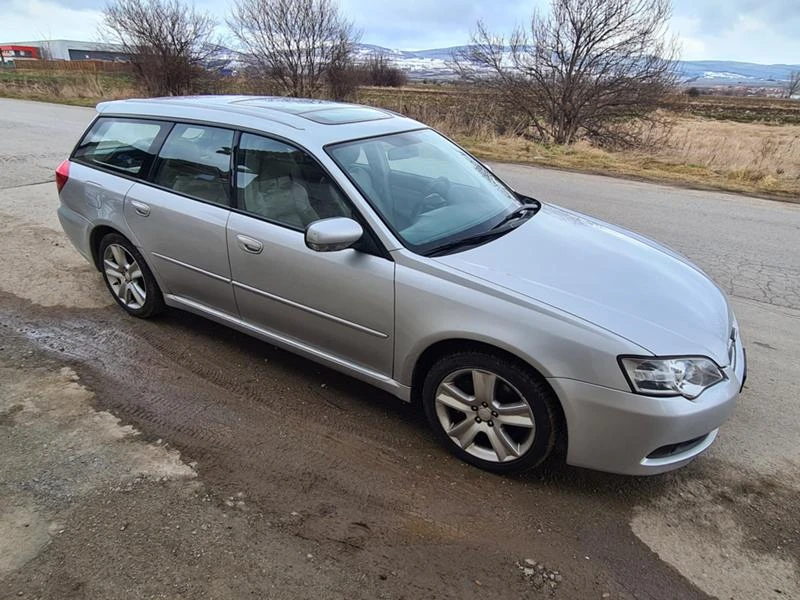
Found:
[300,107,392,124]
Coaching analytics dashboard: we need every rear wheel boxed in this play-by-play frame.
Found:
[422,351,561,473]
[99,233,164,318]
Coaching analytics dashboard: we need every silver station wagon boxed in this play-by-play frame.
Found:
[56,96,746,475]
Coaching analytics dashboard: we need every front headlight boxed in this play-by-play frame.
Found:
[619,356,725,399]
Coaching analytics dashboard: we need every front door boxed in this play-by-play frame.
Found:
[226,132,394,375]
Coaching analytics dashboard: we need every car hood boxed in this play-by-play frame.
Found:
[434,203,732,364]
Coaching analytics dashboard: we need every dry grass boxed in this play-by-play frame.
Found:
[0,69,136,106]
[1,75,798,199]
[662,118,800,183]
[353,87,800,199]
[456,119,800,199]
[354,86,800,199]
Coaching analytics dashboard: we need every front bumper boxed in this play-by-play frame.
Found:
[548,337,746,476]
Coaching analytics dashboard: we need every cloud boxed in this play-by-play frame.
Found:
[671,5,800,63]
[670,0,800,62]
[0,0,104,42]
[2,0,798,64]
[338,0,536,49]
[673,0,800,37]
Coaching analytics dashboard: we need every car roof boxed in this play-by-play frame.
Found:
[95,95,425,148]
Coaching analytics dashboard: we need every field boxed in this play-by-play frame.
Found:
[2,67,798,199]
[0,68,136,105]
[354,86,800,199]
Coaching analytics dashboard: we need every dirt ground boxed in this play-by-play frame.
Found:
[1,99,799,600]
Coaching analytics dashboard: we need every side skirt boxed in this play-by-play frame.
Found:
[163,294,411,402]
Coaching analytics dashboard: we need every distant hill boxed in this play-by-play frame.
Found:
[210,42,798,86]
[352,44,800,86]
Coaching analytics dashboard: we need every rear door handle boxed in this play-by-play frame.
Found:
[236,234,263,254]
[130,200,151,217]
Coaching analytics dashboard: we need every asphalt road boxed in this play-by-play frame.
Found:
[1,98,798,600]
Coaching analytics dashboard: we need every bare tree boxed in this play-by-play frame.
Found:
[326,53,361,100]
[228,0,360,98]
[361,52,407,87]
[453,0,678,147]
[786,70,800,99]
[101,0,216,96]
[38,39,55,61]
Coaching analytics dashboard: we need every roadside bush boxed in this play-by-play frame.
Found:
[360,54,407,87]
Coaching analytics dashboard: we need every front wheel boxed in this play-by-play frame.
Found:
[422,351,561,473]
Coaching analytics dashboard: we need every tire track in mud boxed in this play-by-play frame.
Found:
[0,295,717,599]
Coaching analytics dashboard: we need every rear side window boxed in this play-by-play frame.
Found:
[73,118,168,176]
[152,124,234,206]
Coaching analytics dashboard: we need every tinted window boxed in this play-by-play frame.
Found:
[153,124,234,206]
[73,118,167,176]
[236,133,352,229]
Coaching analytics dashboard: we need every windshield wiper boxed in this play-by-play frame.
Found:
[490,203,538,230]
[425,202,539,257]
[425,229,510,257]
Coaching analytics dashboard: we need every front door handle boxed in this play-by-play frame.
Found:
[236,234,263,254]
[130,200,151,217]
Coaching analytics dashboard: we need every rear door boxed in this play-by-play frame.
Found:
[227,132,395,376]
[124,123,238,316]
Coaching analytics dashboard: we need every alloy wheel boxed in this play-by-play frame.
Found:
[434,368,536,463]
[103,243,147,310]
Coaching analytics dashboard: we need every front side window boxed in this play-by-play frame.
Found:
[236,132,352,229]
[73,118,168,176]
[328,129,525,255]
[152,124,234,206]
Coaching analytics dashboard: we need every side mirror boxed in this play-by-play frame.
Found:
[305,217,363,252]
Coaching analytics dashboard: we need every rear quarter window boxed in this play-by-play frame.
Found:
[73,118,170,176]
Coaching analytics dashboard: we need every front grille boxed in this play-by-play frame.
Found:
[647,434,709,460]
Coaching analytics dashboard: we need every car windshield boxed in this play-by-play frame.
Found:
[327,129,525,255]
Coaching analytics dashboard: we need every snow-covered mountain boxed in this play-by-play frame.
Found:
[353,43,800,86]
[209,41,798,86]
[353,44,463,80]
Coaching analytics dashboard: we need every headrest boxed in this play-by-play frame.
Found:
[336,145,360,166]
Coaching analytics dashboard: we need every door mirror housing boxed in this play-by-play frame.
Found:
[305,217,363,252]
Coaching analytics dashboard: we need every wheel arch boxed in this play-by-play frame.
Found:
[89,224,124,271]
[410,337,569,458]
[410,338,556,403]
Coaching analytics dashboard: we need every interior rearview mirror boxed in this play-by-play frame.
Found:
[387,145,419,161]
[305,217,363,252]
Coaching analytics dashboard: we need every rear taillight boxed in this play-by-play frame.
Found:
[55,160,70,193]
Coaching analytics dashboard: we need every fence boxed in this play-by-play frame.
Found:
[15,60,133,73]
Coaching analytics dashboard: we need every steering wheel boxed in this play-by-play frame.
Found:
[412,177,451,224]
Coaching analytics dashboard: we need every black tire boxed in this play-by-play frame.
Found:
[421,351,562,474]
[98,233,164,318]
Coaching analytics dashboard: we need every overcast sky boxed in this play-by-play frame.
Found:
[1,0,798,64]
